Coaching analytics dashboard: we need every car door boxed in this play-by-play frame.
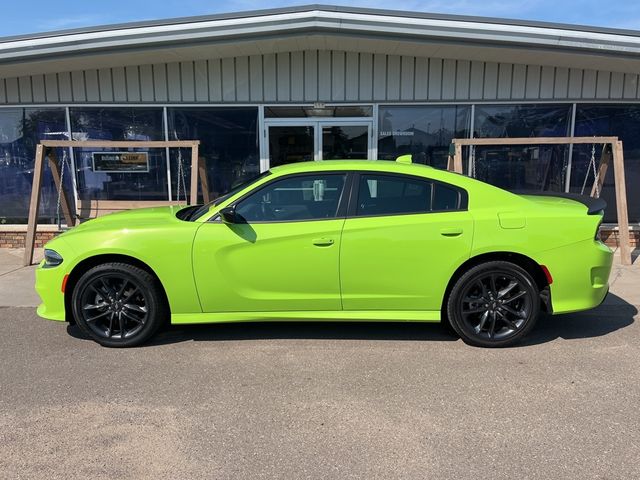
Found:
[192,172,348,312]
[340,172,473,311]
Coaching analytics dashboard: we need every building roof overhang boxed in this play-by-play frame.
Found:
[1,4,640,77]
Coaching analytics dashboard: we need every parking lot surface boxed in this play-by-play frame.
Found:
[1,299,639,479]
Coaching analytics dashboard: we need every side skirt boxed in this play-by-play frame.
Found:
[171,310,442,325]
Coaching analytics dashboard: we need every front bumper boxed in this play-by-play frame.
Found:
[35,261,68,321]
[537,239,613,314]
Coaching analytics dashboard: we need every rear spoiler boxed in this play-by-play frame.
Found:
[512,191,607,215]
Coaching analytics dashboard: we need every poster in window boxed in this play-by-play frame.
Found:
[91,152,149,173]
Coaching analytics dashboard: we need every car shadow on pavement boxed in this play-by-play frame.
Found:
[66,293,636,347]
[520,293,636,347]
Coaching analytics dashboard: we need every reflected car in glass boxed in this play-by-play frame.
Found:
[35,160,613,348]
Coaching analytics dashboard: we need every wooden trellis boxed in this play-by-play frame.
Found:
[24,140,203,266]
[447,136,631,266]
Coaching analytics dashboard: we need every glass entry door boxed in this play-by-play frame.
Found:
[268,125,316,167]
[265,120,372,168]
[321,125,369,160]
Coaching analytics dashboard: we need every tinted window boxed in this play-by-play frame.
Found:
[356,175,432,216]
[235,174,346,222]
[433,183,460,210]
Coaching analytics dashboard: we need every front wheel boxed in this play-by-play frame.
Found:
[447,261,540,348]
[71,262,168,347]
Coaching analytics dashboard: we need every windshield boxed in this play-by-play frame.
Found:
[188,170,271,221]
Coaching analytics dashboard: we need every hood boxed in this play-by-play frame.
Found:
[65,206,189,234]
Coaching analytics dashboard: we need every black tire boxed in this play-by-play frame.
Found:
[447,261,540,348]
[71,262,168,347]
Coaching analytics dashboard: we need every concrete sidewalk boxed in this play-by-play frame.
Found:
[0,246,637,309]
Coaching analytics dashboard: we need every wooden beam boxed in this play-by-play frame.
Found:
[591,147,610,198]
[612,140,632,266]
[198,152,211,204]
[453,143,463,173]
[41,140,200,148]
[24,145,45,266]
[453,136,619,146]
[47,148,75,228]
[446,155,454,172]
[190,145,199,205]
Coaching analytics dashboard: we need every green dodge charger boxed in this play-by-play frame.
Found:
[35,159,613,348]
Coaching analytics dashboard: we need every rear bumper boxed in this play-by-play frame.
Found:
[536,239,613,314]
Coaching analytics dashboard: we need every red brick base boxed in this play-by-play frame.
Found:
[0,227,637,250]
[0,230,59,249]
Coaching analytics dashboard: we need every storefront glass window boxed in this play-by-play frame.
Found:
[167,108,259,202]
[69,108,166,201]
[472,104,573,191]
[572,105,640,223]
[0,108,68,224]
[377,105,471,168]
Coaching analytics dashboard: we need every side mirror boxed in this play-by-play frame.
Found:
[219,206,238,224]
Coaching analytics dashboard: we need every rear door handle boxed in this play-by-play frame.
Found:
[312,238,335,246]
[440,227,463,237]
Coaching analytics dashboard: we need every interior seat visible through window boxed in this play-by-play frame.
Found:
[234,173,347,222]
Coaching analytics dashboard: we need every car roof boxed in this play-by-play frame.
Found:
[270,160,433,174]
[269,160,467,183]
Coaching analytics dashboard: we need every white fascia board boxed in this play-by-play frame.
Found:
[1,9,639,63]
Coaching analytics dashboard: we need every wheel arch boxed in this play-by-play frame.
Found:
[441,251,551,324]
[64,254,169,324]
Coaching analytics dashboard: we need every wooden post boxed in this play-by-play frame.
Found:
[590,147,610,198]
[453,143,463,174]
[47,148,75,228]
[612,140,632,266]
[24,145,46,266]
[190,143,199,205]
[198,154,211,204]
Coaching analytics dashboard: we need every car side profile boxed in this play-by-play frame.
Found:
[35,160,613,348]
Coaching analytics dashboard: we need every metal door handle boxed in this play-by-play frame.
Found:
[440,227,463,237]
[312,238,335,246]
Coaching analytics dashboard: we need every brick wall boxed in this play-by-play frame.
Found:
[0,231,59,249]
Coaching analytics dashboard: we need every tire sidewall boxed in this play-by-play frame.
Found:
[71,263,165,347]
[447,261,540,348]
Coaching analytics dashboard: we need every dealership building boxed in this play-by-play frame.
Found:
[0,4,639,247]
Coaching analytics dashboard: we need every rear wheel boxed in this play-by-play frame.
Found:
[71,262,167,347]
[447,261,540,348]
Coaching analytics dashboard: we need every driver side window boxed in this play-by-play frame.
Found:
[235,173,347,222]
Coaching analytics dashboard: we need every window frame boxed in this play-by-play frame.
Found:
[346,171,468,219]
[214,171,354,224]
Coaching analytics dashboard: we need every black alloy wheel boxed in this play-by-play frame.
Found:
[72,263,167,347]
[447,261,540,347]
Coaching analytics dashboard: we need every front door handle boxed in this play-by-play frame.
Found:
[312,238,335,246]
[440,227,463,237]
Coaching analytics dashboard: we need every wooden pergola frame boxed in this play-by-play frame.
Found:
[24,140,203,266]
[447,136,632,266]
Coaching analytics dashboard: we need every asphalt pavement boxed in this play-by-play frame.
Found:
[0,249,639,479]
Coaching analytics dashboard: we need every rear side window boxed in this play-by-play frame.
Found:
[355,173,463,217]
[433,183,461,211]
[356,174,432,216]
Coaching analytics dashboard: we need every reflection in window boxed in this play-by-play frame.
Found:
[357,174,432,216]
[69,108,166,201]
[472,104,572,191]
[572,105,640,223]
[0,108,68,224]
[167,108,259,202]
[377,105,470,168]
[236,174,346,222]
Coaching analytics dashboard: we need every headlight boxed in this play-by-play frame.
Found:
[43,249,63,268]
